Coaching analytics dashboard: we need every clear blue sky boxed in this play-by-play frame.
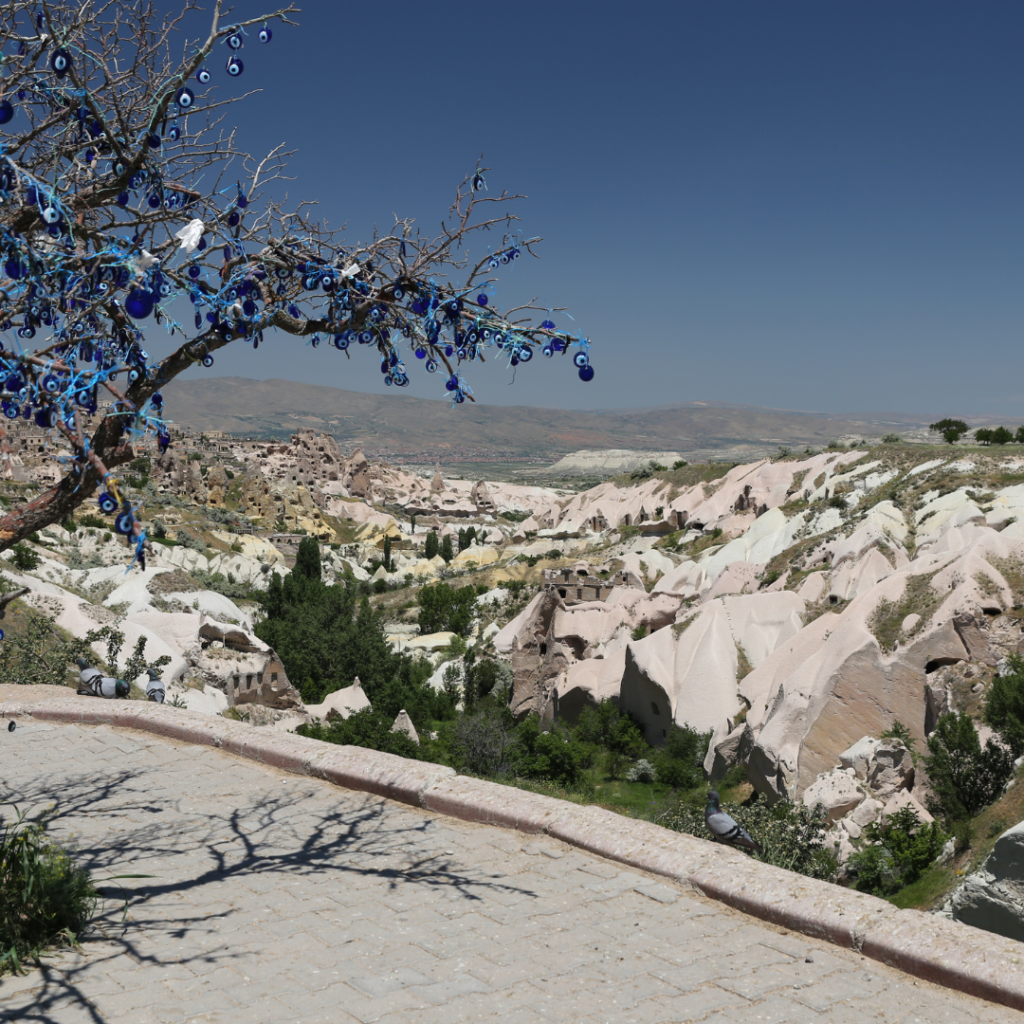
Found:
[170,0,1023,416]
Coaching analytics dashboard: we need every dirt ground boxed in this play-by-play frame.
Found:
[0,682,74,704]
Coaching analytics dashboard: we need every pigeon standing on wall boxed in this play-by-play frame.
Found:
[705,790,764,854]
[145,667,165,703]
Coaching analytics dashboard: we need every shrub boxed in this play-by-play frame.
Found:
[451,704,519,777]
[880,433,902,444]
[77,513,107,530]
[574,700,646,758]
[0,810,97,974]
[846,806,946,896]
[651,723,712,789]
[630,624,648,641]
[924,712,1013,820]
[417,582,476,637]
[299,708,421,760]
[665,797,836,881]
[59,515,77,534]
[626,758,657,783]
[672,460,688,470]
[985,655,1024,757]
[514,716,590,786]
[8,544,39,571]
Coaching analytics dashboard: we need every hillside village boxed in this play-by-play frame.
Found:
[7,424,1024,937]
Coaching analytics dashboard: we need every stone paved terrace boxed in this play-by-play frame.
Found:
[2,718,1022,1024]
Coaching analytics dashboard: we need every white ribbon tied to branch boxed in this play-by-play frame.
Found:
[175,218,205,253]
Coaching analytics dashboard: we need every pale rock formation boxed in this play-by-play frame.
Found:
[391,709,420,744]
[943,820,1024,941]
[305,677,371,722]
[802,768,864,823]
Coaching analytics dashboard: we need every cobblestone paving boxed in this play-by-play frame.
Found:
[1,720,1021,1024]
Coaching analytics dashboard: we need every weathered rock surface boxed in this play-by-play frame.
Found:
[943,820,1024,941]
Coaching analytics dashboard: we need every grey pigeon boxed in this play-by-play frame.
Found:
[705,790,764,853]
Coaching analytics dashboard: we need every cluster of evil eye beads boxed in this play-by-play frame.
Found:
[0,13,594,567]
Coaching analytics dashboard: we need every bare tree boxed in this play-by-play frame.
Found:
[0,1,594,558]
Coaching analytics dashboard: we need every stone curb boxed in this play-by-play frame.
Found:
[6,698,1024,1010]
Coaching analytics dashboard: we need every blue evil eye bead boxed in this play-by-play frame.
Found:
[151,391,163,408]
[237,192,248,208]
[125,289,155,319]
[472,173,486,191]
[444,345,454,357]
[2,402,17,420]
[127,368,141,385]
[0,101,13,125]
[227,33,243,49]
[228,211,240,226]
[259,26,273,43]
[445,376,458,392]
[146,133,161,149]
[242,298,256,316]
[51,48,72,77]
[383,374,393,386]
[477,294,488,305]
[202,354,214,367]
[226,57,243,77]
[425,359,438,373]
[116,191,129,206]
[176,86,195,109]
[40,204,59,223]
[541,319,556,330]
[333,335,349,350]
[518,347,532,362]
[358,330,373,344]
[543,346,553,357]
[573,351,589,368]
[148,193,161,208]
[114,511,134,535]
[188,265,201,279]
[415,347,426,359]
[18,326,35,339]
[41,374,59,394]
[578,365,595,382]
[197,67,211,84]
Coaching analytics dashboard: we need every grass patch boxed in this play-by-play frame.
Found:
[885,865,958,910]
[867,570,942,653]
[0,810,97,974]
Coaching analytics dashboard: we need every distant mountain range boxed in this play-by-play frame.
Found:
[161,376,946,462]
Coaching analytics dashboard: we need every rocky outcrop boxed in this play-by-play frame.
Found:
[942,821,1024,941]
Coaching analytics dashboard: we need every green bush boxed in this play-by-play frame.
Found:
[299,707,422,760]
[8,544,39,572]
[417,582,476,637]
[514,716,591,786]
[985,655,1024,756]
[651,723,712,789]
[574,700,646,759]
[0,811,96,973]
[846,806,946,896]
[665,796,836,881]
[924,712,1013,820]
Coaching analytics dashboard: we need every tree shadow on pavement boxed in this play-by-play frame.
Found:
[1,759,537,1023]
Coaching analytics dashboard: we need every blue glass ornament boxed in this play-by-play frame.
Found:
[176,87,195,109]
[41,374,59,394]
[237,192,248,208]
[114,511,134,535]
[242,299,256,316]
[227,33,243,49]
[146,133,161,149]
[518,347,532,362]
[197,67,211,84]
[51,48,72,77]
[226,57,243,77]
[125,290,154,319]
[578,365,595,382]
[2,403,18,420]
[415,347,426,359]
[228,211,240,227]
[444,345,454,357]
[541,319,556,330]
[445,376,458,392]
[202,354,214,367]
[573,352,588,368]
[477,294,488,305]
[426,359,438,373]
[0,101,13,125]
[259,26,273,43]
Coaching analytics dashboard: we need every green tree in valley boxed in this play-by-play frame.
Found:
[440,534,454,563]
[293,537,322,582]
[929,419,970,444]
[424,531,440,560]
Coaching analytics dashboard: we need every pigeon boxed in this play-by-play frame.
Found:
[75,657,129,699]
[145,667,165,704]
[705,790,764,854]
